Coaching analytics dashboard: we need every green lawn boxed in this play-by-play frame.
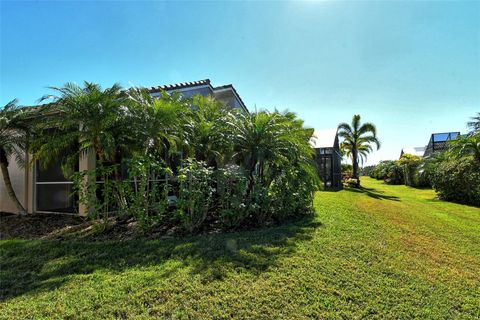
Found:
[1,177,479,319]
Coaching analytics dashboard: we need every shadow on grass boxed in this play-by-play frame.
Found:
[345,186,401,201]
[0,215,321,301]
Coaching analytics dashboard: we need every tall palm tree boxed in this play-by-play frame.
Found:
[0,100,29,214]
[338,115,380,181]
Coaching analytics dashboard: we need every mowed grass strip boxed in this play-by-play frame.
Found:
[1,177,479,319]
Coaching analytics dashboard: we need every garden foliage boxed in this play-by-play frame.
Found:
[368,128,480,207]
[32,82,320,233]
[430,157,480,206]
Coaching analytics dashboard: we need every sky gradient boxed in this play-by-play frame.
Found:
[1,1,479,165]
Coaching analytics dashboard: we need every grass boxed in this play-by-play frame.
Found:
[1,177,479,319]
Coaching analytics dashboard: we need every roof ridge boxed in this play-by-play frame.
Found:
[148,79,211,93]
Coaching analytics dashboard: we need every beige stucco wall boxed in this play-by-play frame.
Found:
[0,155,28,213]
[1,150,94,215]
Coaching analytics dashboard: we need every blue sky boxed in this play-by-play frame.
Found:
[1,1,479,164]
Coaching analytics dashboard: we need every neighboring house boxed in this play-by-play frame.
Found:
[148,79,248,113]
[423,132,460,157]
[399,146,426,159]
[399,131,461,160]
[310,129,342,190]
[0,79,248,215]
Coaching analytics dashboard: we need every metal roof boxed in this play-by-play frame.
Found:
[310,128,338,148]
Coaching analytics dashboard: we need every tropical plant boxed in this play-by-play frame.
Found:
[447,132,480,163]
[29,81,322,232]
[31,82,142,213]
[175,158,214,232]
[231,110,319,223]
[32,82,135,175]
[215,164,248,228]
[415,151,448,188]
[0,100,29,214]
[371,160,404,185]
[126,88,190,163]
[184,95,236,168]
[232,110,317,195]
[122,155,171,229]
[344,178,360,188]
[467,112,480,134]
[397,153,422,187]
[361,165,376,177]
[337,115,380,182]
[431,158,480,206]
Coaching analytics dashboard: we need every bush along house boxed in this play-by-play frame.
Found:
[0,79,248,215]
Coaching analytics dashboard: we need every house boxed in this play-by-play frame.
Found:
[423,132,460,157]
[399,146,426,159]
[399,131,460,160]
[0,79,248,215]
[310,129,342,190]
[148,79,248,113]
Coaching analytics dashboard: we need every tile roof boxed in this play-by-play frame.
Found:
[147,79,212,93]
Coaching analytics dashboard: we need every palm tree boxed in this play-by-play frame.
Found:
[467,112,480,134]
[448,133,480,163]
[232,110,317,195]
[0,100,29,214]
[127,87,190,162]
[185,95,236,168]
[338,115,380,181]
[30,82,139,215]
[32,82,134,176]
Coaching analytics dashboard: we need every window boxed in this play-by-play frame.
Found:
[35,160,78,213]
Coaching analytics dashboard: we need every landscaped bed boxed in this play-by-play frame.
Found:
[1,177,479,318]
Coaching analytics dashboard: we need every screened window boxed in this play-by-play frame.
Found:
[36,161,78,213]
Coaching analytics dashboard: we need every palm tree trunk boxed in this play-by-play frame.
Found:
[352,150,359,180]
[0,150,27,214]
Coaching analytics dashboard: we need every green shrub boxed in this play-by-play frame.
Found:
[122,155,171,229]
[371,160,404,184]
[414,152,447,188]
[215,164,249,229]
[72,164,118,220]
[431,157,480,206]
[398,154,422,187]
[175,159,215,232]
[268,166,318,222]
[361,165,376,177]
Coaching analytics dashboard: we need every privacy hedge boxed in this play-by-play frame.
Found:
[431,158,480,206]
